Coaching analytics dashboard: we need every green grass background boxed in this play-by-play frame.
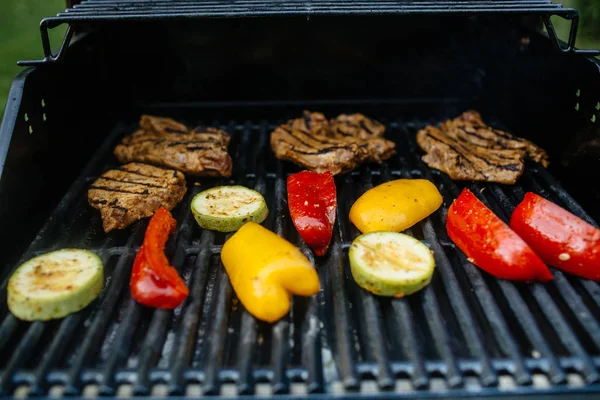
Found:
[0,0,599,120]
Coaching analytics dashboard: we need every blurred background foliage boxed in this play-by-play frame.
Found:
[0,0,599,119]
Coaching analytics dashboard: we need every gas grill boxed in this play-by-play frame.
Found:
[1,0,600,398]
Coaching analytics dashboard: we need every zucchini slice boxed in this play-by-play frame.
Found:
[191,185,268,232]
[7,249,104,321]
[349,232,435,297]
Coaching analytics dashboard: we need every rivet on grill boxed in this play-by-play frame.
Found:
[43,113,47,122]
[41,99,46,107]
[24,113,29,122]
[591,115,596,123]
[596,102,600,110]
[576,89,581,97]
[28,125,33,134]
[575,103,579,111]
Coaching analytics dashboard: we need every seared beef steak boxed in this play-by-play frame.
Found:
[270,111,396,175]
[416,110,549,184]
[88,163,187,232]
[114,115,233,177]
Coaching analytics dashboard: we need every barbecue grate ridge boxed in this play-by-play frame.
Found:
[0,113,599,398]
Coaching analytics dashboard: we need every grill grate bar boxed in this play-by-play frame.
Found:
[201,260,234,395]
[326,233,360,391]
[421,285,463,387]
[168,230,214,395]
[236,312,259,394]
[98,298,141,395]
[0,315,17,355]
[551,272,600,351]
[530,285,599,383]
[29,315,83,395]
[302,295,324,393]
[0,322,45,395]
[62,248,138,395]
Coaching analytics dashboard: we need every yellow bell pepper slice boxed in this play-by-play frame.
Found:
[221,222,320,322]
[349,179,442,234]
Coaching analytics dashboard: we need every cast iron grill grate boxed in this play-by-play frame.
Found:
[0,111,599,398]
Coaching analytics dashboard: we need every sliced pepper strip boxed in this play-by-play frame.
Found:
[510,192,600,281]
[130,207,189,309]
[447,188,552,282]
[221,222,320,322]
[287,171,337,256]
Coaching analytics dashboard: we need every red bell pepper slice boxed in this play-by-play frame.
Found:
[130,207,189,308]
[510,192,600,281]
[287,171,337,256]
[447,188,552,282]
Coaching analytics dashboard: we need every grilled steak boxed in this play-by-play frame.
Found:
[270,111,396,175]
[114,115,233,177]
[88,163,187,232]
[416,110,549,184]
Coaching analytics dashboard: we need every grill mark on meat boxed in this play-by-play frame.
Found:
[90,199,107,205]
[334,127,354,137]
[288,128,338,145]
[108,199,129,213]
[457,126,497,144]
[165,138,223,147]
[275,127,328,149]
[304,113,312,130]
[425,132,522,172]
[116,166,170,179]
[89,185,152,195]
[97,176,168,188]
[185,145,220,151]
[289,144,365,155]
[359,121,373,135]
[424,133,488,179]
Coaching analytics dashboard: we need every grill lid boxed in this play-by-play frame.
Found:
[0,112,599,398]
[18,0,599,66]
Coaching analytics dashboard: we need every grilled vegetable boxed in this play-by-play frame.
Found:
[130,207,189,309]
[191,186,268,232]
[221,222,320,322]
[510,192,600,281]
[287,170,337,256]
[349,232,435,297]
[349,179,443,234]
[7,249,103,321]
[447,188,552,282]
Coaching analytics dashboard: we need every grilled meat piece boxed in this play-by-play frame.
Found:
[416,110,549,184]
[271,111,396,175]
[88,163,187,232]
[114,115,233,177]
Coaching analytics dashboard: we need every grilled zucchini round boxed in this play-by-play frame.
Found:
[349,232,435,297]
[7,249,104,321]
[191,186,268,232]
